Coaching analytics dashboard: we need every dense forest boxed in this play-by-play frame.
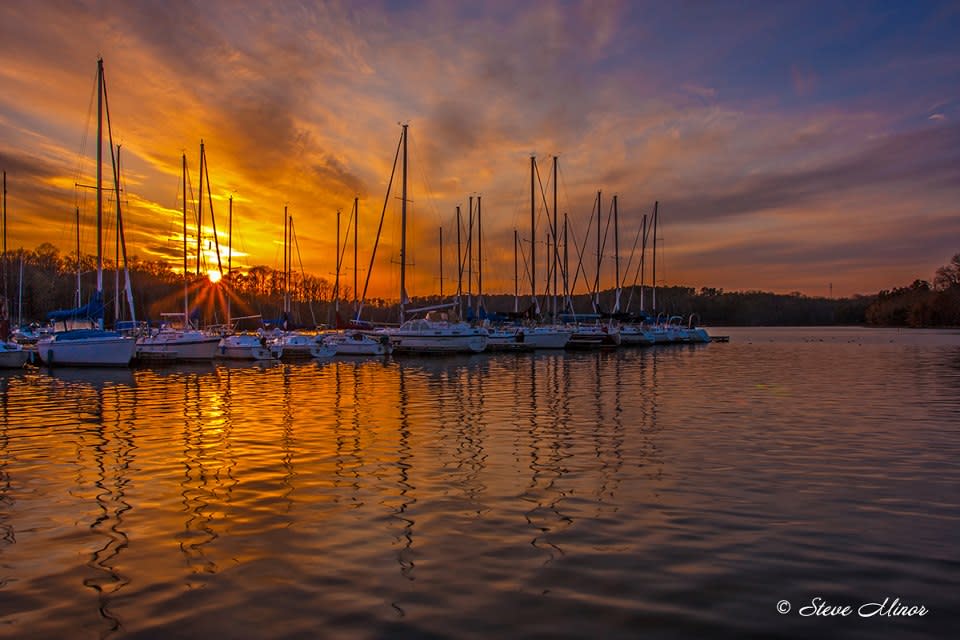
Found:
[2,244,958,328]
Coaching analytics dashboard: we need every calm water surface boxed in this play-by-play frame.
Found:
[1,327,958,639]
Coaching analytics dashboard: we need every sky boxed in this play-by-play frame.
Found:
[0,0,958,301]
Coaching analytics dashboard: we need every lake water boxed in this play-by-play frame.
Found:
[1,327,958,639]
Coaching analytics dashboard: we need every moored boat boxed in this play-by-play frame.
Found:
[137,314,221,362]
[217,334,281,360]
[323,331,392,356]
[0,341,29,369]
[386,312,488,354]
[37,59,136,368]
[37,328,136,367]
[274,332,334,359]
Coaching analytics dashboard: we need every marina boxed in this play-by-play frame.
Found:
[0,4,957,638]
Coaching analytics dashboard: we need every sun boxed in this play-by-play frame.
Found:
[207,270,222,284]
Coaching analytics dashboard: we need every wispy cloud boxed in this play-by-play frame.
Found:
[0,1,957,299]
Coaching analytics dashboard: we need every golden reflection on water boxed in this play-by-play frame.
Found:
[3,350,665,636]
[2,331,957,638]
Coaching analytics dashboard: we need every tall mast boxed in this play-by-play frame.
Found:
[288,216,296,320]
[546,231,551,304]
[227,194,233,325]
[640,212,647,313]
[399,123,408,324]
[530,156,536,308]
[96,58,104,325]
[477,195,482,317]
[513,228,519,313]
[594,190,601,312]
[182,153,189,321]
[116,145,135,324]
[202,145,223,278]
[334,208,341,314]
[563,212,569,313]
[467,195,473,310]
[456,205,462,318]
[613,194,620,314]
[652,200,658,314]
[552,156,558,319]
[197,140,204,276]
[353,196,358,310]
[286,208,292,314]
[17,257,23,327]
[75,206,81,308]
[2,170,6,303]
[439,226,444,298]
[114,145,121,323]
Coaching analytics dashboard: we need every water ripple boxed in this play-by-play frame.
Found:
[0,328,957,638]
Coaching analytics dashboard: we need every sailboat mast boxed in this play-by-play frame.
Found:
[456,205,462,318]
[116,145,135,324]
[17,257,23,326]
[288,215,294,320]
[96,58,104,316]
[334,208,340,314]
[467,195,473,310]
[75,206,81,308]
[552,156,558,319]
[613,194,620,314]
[182,153,189,322]
[197,141,204,276]
[477,195,482,316]
[114,145,121,323]
[399,123,408,324]
[353,196,358,309]
[2,170,6,302]
[530,156,536,308]
[652,200,658,314]
[282,208,287,314]
[640,212,647,313]
[563,212,570,312]
[439,226,444,299]
[513,228,518,314]
[594,191,601,312]
[227,194,233,326]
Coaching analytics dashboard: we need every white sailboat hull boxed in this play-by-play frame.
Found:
[217,335,281,360]
[522,327,572,349]
[326,332,392,356]
[276,334,335,359]
[619,326,655,346]
[0,342,29,368]
[137,331,221,361]
[37,332,136,367]
[566,325,621,349]
[386,321,488,354]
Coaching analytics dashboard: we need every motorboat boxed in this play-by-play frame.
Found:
[217,334,281,360]
[323,331,392,356]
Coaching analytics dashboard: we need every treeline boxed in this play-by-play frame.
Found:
[432,286,873,327]
[861,253,960,327]
[3,244,958,328]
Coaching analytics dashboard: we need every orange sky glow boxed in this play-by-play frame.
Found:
[1,2,958,302]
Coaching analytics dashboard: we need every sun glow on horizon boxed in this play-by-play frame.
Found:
[207,270,222,284]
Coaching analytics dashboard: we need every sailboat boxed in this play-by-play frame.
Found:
[36,59,136,367]
[137,151,221,361]
[378,125,488,354]
[0,174,29,368]
[0,296,28,369]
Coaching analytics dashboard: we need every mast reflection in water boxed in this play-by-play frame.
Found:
[0,327,957,639]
